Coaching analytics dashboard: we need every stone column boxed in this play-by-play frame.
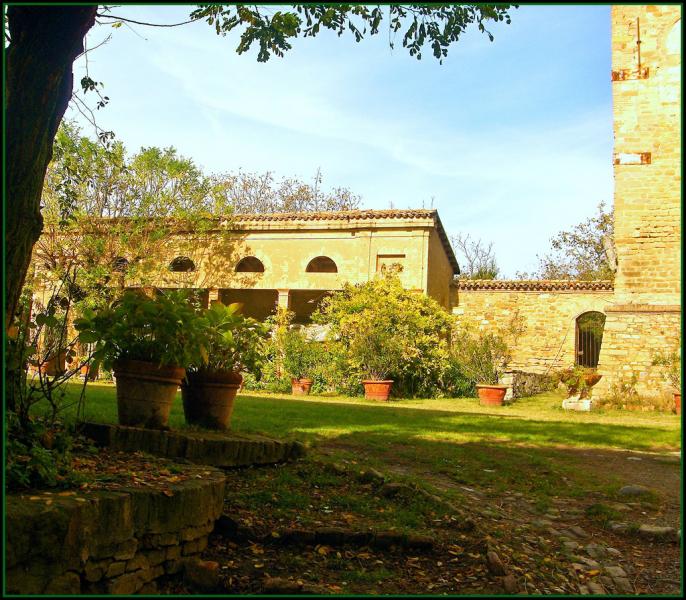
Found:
[207,288,220,307]
[277,289,291,311]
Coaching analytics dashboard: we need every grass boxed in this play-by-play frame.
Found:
[35,382,681,503]
[45,383,680,450]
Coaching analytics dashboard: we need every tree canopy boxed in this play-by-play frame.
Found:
[6,2,515,336]
[450,232,499,279]
[517,202,616,281]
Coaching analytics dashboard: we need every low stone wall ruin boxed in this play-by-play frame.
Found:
[6,465,226,595]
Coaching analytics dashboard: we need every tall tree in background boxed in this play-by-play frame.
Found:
[44,121,361,220]
[36,122,365,307]
[210,167,361,214]
[518,203,616,281]
[5,4,514,331]
[450,233,499,280]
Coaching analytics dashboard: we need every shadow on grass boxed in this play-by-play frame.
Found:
[33,384,681,500]
[232,394,679,453]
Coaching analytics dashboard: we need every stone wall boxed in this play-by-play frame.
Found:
[454,280,615,374]
[610,5,681,305]
[595,306,680,404]
[594,5,681,402]
[6,465,226,595]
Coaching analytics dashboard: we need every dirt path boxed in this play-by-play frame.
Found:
[319,440,682,595]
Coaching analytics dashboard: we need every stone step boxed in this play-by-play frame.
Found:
[81,422,306,468]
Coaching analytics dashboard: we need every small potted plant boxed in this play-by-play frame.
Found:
[182,302,267,430]
[348,328,403,401]
[652,350,681,415]
[74,290,202,429]
[282,328,320,395]
[452,329,511,406]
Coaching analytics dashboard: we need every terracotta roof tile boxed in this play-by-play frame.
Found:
[229,209,438,222]
[456,279,614,291]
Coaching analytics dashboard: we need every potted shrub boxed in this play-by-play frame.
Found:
[557,366,603,398]
[283,328,320,395]
[556,365,603,410]
[74,290,202,429]
[35,313,70,376]
[349,328,403,401]
[452,329,511,406]
[182,302,267,430]
[652,351,681,415]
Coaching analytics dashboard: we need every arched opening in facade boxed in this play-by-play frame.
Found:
[306,256,338,273]
[236,256,265,273]
[575,311,606,368]
[169,256,195,272]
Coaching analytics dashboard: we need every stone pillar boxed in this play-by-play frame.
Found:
[207,288,220,307]
[594,5,681,405]
[277,289,291,311]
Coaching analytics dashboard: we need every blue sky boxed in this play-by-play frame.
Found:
[68,4,614,278]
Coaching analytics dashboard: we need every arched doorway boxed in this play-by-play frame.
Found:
[575,311,606,368]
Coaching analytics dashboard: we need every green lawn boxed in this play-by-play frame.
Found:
[49,382,680,452]
[38,382,680,503]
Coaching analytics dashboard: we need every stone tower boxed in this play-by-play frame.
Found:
[594,5,681,403]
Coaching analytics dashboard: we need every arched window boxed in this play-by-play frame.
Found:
[575,311,606,368]
[236,256,265,273]
[112,257,129,272]
[169,256,195,272]
[306,256,338,273]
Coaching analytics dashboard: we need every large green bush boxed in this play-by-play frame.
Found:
[74,289,205,370]
[313,275,452,398]
[448,324,510,387]
[282,327,321,380]
[188,301,268,376]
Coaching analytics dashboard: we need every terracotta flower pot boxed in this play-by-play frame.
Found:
[675,392,681,416]
[565,372,603,398]
[39,351,67,376]
[80,362,99,381]
[476,384,508,406]
[182,371,243,431]
[362,380,393,401]
[291,378,314,396]
[113,359,185,429]
[584,373,603,388]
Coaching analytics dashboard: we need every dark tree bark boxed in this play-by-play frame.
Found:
[5,6,98,331]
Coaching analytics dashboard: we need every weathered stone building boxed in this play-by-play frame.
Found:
[31,210,458,324]
[452,5,681,404]
[592,5,681,403]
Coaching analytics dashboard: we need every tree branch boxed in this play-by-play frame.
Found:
[95,13,200,28]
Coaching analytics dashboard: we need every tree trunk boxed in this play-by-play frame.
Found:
[5,6,97,332]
